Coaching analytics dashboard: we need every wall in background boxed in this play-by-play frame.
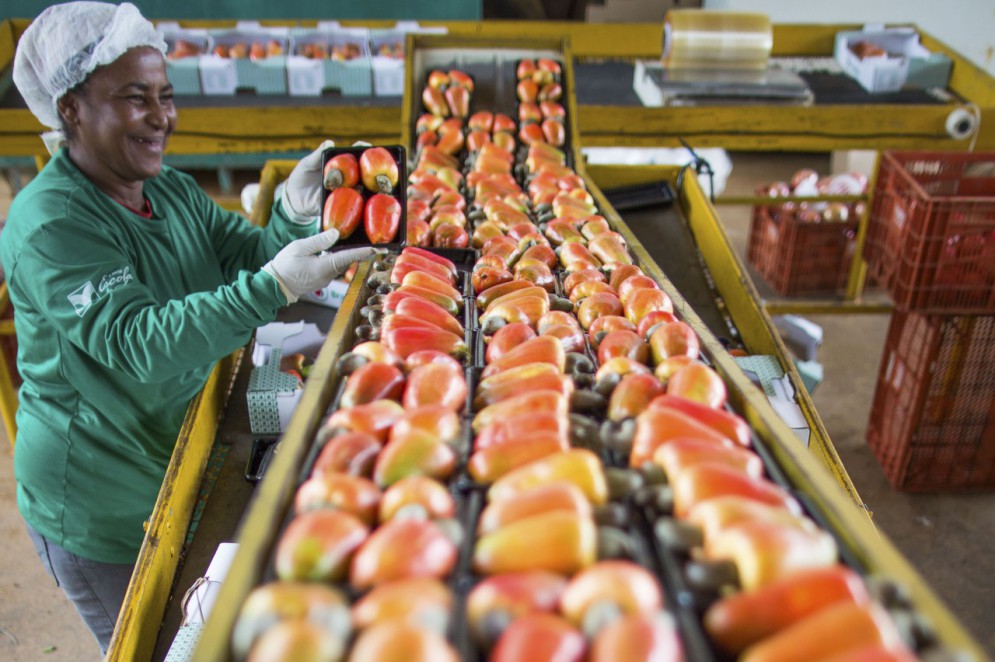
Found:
[5,1,989,77]
[707,0,995,78]
[3,1,482,21]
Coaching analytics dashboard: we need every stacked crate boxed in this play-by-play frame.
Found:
[863,151,995,491]
[746,171,866,297]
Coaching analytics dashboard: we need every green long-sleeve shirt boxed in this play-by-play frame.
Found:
[0,149,312,563]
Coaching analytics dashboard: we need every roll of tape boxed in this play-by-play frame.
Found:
[945,107,978,140]
[662,10,772,71]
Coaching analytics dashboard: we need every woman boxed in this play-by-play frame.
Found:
[2,2,375,654]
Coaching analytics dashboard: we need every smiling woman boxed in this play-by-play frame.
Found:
[57,48,178,209]
[2,2,378,656]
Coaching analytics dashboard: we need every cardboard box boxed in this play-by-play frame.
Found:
[209,23,291,95]
[198,56,239,96]
[246,322,325,435]
[156,23,212,95]
[370,21,447,96]
[300,279,350,309]
[834,26,952,93]
[287,24,373,97]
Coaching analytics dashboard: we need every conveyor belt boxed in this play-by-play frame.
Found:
[617,202,739,346]
[571,60,948,106]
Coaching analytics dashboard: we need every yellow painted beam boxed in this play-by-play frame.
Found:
[576,104,973,152]
[0,20,15,74]
[0,365,16,452]
[194,261,373,661]
[0,282,17,450]
[166,106,400,156]
[251,161,296,228]
[107,352,239,662]
[845,152,882,301]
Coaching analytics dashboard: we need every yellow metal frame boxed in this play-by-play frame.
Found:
[0,282,18,449]
[1,20,993,157]
[106,351,239,661]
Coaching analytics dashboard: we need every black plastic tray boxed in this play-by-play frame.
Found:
[320,144,407,249]
[603,181,676,212]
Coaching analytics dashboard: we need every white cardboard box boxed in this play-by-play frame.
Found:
[156,24,212,95]
[370,21,447,96]
[834,26,952,93]
[300,279,350,309]
[208,23,291,95]
[285,54,325,97]
[252,321,326,367]
[198,56,239,95]
[247,321,325,435]
[287,26,373,97]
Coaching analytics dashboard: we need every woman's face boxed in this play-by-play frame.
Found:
[61,47,176,189]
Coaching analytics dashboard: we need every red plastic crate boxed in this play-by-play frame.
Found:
[747,204,858,296]
[867,310,995,492]
[864,151,995,314]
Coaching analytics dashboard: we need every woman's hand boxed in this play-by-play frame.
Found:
[281,140,335,224]
[262,230,379,304]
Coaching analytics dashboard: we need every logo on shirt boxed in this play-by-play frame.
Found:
[98,267,134,294]
[68,282,97,317]
[68,267,134,317]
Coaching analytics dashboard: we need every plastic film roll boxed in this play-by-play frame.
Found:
[662,10,772,71]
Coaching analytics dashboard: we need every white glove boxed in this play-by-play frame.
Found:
[262,229,378,304]
[280,139,335,224]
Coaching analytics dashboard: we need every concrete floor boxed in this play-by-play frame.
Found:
[0,153,993,661]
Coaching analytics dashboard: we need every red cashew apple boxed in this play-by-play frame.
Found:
[590,612,684,662]
[467,571,569,646]
[559,560,664,627]
[339,361,405,408]
[364,193,401,244]
[378,475,456,523]
[477,482,592,536]
[320,399,405,443]
[359,147,400,194]
[349,518,459,589]
[231,581,350,660]
[490,612,587,662]
[322,186,364,238]
[310,430,382,479]
[294,472,382,524]
[351,577,453,632]
[322,152,359,190]
[274,509,369,582]
[348,620,459,662]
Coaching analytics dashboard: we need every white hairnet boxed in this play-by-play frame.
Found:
[13,2,167,131]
